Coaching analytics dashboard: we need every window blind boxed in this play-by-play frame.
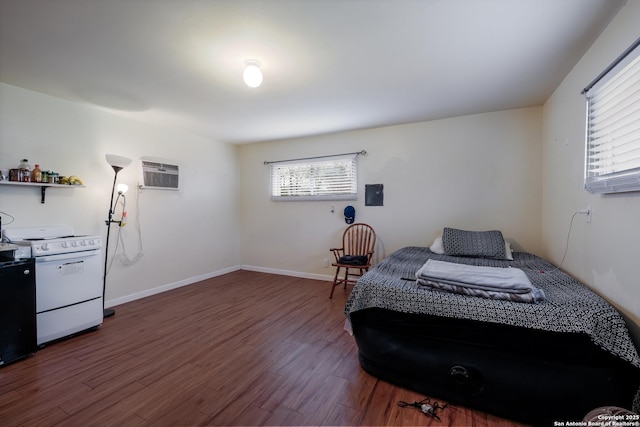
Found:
[584,38,640,194]
[270,154,357,201]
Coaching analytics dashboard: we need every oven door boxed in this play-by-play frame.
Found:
[35,249,102,313]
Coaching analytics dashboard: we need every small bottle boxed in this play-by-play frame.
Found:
[18,159,31,182]
[41,170,49,183]
[32,164,42,183]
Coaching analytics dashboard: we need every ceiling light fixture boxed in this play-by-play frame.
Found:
[243,59,263,88]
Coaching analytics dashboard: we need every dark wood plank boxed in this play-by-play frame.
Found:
[0,270,528,426]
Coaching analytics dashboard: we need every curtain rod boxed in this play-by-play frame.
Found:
[263,150,367,165]
[581,35,640,95]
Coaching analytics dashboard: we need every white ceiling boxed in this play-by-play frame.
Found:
[0,0,624,144]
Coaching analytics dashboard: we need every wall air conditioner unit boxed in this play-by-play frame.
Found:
[139,157,180,190]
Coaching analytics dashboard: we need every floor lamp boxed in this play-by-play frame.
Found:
[103,154,132,318]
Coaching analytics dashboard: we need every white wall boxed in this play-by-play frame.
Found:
[542,1,640,335]
[239,107,543,279]
[0,85,543,303]
[0,83,242,306]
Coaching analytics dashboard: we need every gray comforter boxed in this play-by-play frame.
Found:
[344,246,640,369]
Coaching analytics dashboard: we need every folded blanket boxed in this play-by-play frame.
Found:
[416,259,546,303]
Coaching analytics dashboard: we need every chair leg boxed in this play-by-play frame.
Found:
[330,266,341,299]
[330,266,368,298]
[343,267,350,290]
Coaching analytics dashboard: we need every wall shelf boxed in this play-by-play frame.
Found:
[0,181,85,204]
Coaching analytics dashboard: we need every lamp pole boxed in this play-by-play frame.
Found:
[103,166,122,318]
[103,153,131,319]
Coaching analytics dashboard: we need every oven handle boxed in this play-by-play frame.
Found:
[34,249,101,263]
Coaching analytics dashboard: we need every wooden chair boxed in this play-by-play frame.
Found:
[329,223,376,298]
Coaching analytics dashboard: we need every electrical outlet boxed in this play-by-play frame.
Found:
[323,258,329,268]
[579,207,592,223]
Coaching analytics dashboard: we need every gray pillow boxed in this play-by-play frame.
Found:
[442,227,506,258]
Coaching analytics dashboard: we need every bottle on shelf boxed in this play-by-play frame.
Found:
[31,164,42,183]
[18,159,31,182]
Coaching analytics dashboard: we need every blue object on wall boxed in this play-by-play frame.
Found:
[344,205,355,224]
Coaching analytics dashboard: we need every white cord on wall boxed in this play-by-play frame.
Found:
[544,208,590,273]
[117,188,144,266]
[0,210,15,226]
[0,211,15,240]
[106,190,144,275]
[117,191,144,266]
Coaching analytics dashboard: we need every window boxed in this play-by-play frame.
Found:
[584,37,640,194]
[270,154,357,201]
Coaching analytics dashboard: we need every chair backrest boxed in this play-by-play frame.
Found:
[343,223,376,257]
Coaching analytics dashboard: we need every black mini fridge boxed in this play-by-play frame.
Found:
[0,257,37,366]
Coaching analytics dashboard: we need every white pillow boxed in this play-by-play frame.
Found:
[429,236,445,254]
[430,235,514,260]
[504,241,514,261]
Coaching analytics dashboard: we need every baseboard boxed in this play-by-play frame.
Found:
[104,265,242,308]
[241,265,333,282]
[105,265,333,308]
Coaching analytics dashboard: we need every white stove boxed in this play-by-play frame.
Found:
[3,226,103,345]
[3,226,102,257]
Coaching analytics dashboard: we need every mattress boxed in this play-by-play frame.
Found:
[344,247,640,424]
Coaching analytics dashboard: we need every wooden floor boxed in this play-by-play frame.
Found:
[0,270,527,426]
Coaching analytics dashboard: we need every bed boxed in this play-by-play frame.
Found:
[344,230,640,426]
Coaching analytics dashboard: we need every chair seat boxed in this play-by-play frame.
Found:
[337,255,369,265]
